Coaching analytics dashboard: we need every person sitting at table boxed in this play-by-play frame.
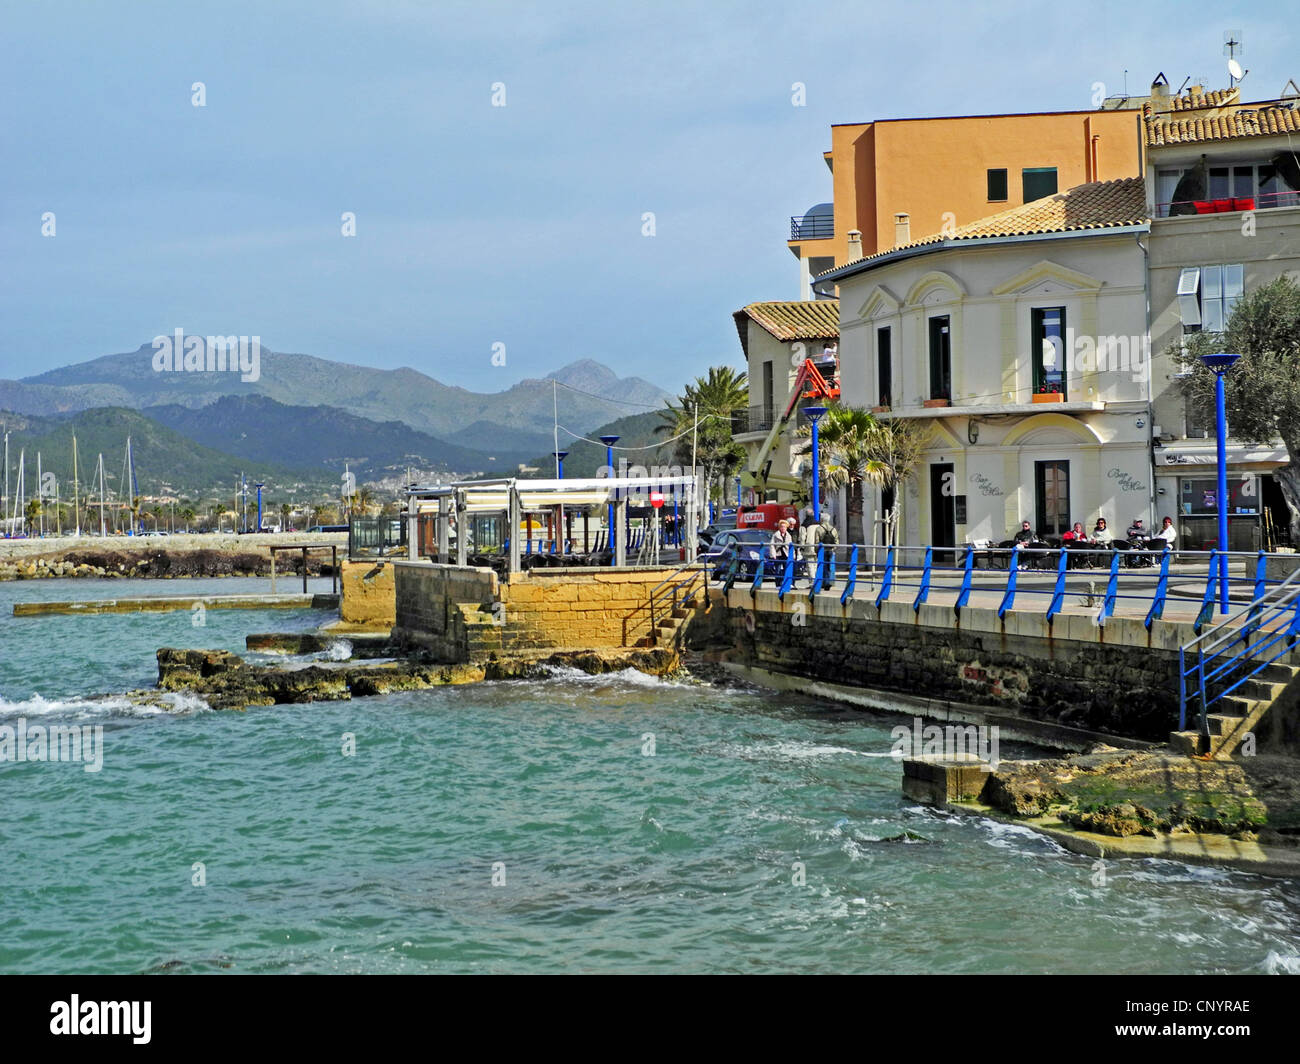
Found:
[1062,521,1093,567]
[1154,516,1177,548]
[1013,520,1035,545]
[1092,517,1112,546]
[1125,517,1154,567]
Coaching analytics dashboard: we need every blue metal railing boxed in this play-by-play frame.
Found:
[711,540,1300,634]
[1178,564,1300,747]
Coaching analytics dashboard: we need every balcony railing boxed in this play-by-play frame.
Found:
[1155,189,1299,219]
[790,215,833,240]
[731,406,776,434]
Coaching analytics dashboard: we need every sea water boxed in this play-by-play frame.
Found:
[1,577,1298,974]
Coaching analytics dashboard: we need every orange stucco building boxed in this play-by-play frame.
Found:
[790,107,1146,297]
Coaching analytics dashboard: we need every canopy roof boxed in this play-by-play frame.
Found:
[407,476,700,515]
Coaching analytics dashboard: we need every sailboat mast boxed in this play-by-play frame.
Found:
[72,433,80,536]
[98,453,106,537]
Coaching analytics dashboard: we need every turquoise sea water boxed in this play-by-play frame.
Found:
[1,576,1299,974]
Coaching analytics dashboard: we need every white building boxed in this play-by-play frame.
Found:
[819,178,1154,546]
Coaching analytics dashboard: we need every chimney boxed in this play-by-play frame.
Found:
[894,213,910,247]
[846,229,863,261]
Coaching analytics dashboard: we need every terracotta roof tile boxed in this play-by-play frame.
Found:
[1145,99,1300,146]
[824,177,1148,274]
[734,301,839,341]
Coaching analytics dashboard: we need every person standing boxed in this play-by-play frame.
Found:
[769,519,793,561]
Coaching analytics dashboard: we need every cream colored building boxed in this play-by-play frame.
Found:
[821,178,1154,546]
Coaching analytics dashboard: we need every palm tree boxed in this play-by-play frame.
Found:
[795,406,932,545]
[181,507,195,532]
[657,366,749,504]
[280,502,291,531]
[24,498,41,537]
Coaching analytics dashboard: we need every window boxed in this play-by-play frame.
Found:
[877,327,892,407]
[1031,306,1066,395]
[1178,264,1244,332]
[987,168,1008,201]
[1022,167,1058,202]
[928,316,951,401]
[762,360,773,422]
[1184,392,1211,439]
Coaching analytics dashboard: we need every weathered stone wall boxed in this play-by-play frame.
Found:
[339,559,396,628]
[692,589,1189,741]
[392,562,682,660]
[392,561,498,658]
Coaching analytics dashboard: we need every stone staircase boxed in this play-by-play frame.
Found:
[1169,659,1300,758]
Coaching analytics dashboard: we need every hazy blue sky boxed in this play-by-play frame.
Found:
[1,1,1293,393]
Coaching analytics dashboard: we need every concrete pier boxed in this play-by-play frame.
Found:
[14,593,339,616]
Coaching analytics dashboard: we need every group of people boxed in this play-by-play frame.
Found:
[1010,516,1177,569]
[769,507,838,563]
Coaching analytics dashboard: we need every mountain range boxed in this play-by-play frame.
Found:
[5,341,669,457]
[0,345,678,501]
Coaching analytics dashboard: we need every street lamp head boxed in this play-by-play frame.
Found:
[1200,352,1242,373]
[598,435,620,446]
[553,451,569,461]
[804,405,828,422]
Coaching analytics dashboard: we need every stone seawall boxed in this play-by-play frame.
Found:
[691,588,1193,742]
[339,559,396,628]
[391,561,684,661]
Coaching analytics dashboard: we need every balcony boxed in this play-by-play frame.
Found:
[732,406,776,436]
[790,214,833,240]
[1155,189,1299,219]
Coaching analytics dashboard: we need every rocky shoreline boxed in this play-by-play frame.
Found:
[0,547,337,581]
[153,644,681,710]
[978,748,1300,848]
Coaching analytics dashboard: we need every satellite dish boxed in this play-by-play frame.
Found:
[1228,58,1244,81]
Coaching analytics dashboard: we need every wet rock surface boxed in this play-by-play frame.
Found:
[979,749,1290,842]
[156,645,681,710]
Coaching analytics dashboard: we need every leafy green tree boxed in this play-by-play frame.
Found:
[794,405,933,544]
[1175,276,1300,540]
[657,366,749,504]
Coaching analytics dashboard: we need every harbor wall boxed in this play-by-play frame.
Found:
[691,588,1197,742]
[392,561,681,659]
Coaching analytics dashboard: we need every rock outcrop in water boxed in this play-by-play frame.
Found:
[156,645,680,710]
[0,548,333,581]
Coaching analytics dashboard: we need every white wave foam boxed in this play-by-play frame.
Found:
[1262,950,1300,975]
[716,739,873,762]
[326,640,353,661]
[0,690,211,720]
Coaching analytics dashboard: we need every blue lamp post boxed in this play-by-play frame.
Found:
[804,406,828,521]
[1200,352,1241,614]
[599,435,619,558]
[255,482,265,532]
[552,451,568,479]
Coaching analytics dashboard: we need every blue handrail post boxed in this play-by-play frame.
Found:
[1046,544,1069,621]
[874,546,895,609]
[778,548,796,601]
[955,545,974,611]
[913,547,933,612]
[1178,646,1187,731]
[997,546,1020,619]
[1102,550,1121,619]
[840,545,859,606]
[1194,551,1219,634]
[1145,545,1172,630]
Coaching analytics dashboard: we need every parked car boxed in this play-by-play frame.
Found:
[698,511,738,550]
[700,528,805,581]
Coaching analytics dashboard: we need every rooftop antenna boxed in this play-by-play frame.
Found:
[1224,30,1244,88]
[1282,78,1300,102]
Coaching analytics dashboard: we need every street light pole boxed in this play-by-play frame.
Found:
[804,406,828,522]
[1201,353,1241,615]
